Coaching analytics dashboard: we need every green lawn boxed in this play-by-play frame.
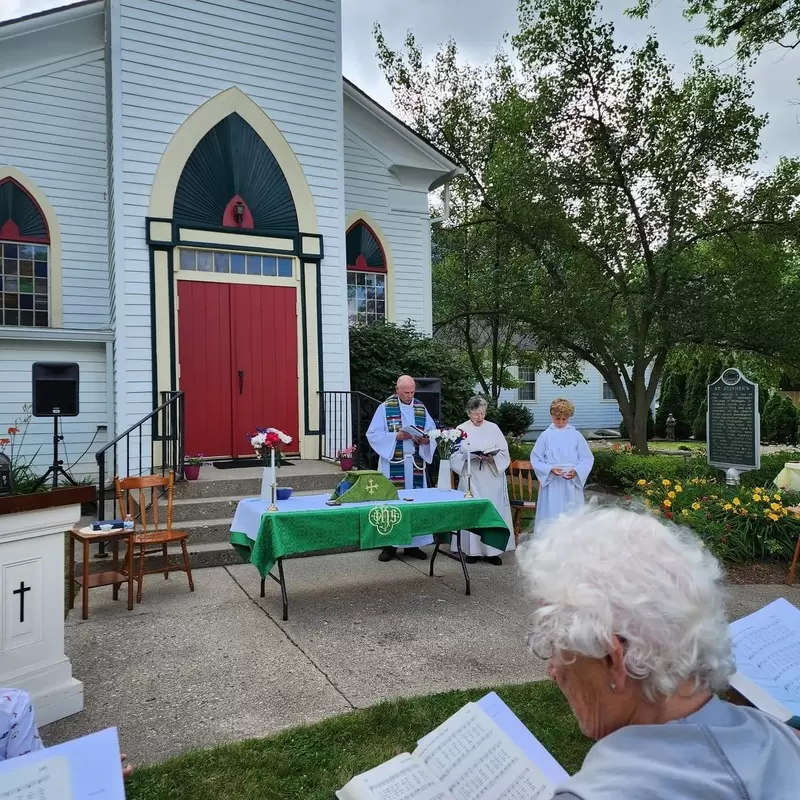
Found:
[647,440,706,452]
[126,681,589,800]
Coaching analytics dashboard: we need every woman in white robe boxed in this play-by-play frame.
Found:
[449,396,514,565]
[532,397,594,535]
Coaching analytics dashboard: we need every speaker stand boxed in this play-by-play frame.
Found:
[32,417,78,491]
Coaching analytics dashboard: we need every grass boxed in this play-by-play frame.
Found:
[125,682,589,800]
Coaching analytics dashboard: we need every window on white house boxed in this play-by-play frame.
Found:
[518,368,536,401]
[1,242,50,327]
[602,379,615,401]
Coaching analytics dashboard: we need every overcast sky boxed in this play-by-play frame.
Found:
[2,0,798,171]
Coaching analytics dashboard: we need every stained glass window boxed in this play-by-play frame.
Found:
[347,271,386,326]
[346,220,388,326]
[0,178,50,328]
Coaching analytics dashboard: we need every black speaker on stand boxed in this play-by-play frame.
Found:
[414,377,443,488]
[31,362,80,490]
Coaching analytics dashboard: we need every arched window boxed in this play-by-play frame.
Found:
[0,178,51,327]
[346,219,387,326]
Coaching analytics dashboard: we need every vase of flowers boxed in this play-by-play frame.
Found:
[428,427,467,491]
[250,427,293,500]
[336,445,357,472]
[184,454,204,481]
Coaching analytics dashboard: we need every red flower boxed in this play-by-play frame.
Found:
[0,438,10,447]
[265,432,281,448]
[7,427,19,435]
[721,536,728,544]
[706,514,712,520]
[665,511,674,519]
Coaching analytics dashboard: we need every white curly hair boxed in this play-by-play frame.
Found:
[517,505,735,701]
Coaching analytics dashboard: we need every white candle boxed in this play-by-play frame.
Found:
[271,447,275,472]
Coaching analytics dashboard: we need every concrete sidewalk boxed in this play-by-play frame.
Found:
[42,552,800,766]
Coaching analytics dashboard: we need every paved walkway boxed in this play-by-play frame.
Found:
[42,552,800,766]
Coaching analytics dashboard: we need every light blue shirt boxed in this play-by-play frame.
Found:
[556,696,800,799]
[0,689,42,761]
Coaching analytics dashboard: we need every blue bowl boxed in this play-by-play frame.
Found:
[276,487,294,500]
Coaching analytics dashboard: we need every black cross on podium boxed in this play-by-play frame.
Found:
[13,581,31,624]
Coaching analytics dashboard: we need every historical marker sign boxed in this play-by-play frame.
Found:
[707,368,760,472]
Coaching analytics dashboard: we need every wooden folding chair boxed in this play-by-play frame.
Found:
[114,473,195,603]
[508,460,538,544]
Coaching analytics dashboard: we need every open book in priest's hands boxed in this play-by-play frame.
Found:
[336,693,568,800]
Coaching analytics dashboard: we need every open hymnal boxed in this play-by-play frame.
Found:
[728,598,800,729]
[337,693,568,800]
[400,425,428,439]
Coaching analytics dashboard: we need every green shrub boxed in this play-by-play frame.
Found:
[692,400,707,441]
[507,438,533,461]
[494,403,534,437]
[349,322,476,427]
[588,449,618,487]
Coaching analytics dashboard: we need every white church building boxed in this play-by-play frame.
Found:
[0,0,460,476]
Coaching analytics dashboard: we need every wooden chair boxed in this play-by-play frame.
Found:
[508,460,538,544]
[787,506,800,586]
[114,473,195,603]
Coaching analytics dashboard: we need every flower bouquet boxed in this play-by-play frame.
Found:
[429,427,467,460]
[428,427,466,490]
[249,427,292,501]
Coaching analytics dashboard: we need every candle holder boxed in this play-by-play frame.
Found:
[464,474,473,498]
[267,481,279,512]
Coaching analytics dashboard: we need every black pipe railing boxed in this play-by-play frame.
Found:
[318,390,381,469]
[95,391,185,528]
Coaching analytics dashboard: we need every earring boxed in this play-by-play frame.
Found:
[610,682,617,691]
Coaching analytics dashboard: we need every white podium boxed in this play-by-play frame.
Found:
[0,503,84,725]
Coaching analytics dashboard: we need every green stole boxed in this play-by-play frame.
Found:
[384,396,427,489]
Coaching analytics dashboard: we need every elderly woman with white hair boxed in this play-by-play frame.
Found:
[518,505,800,799]
[449,396,514,565]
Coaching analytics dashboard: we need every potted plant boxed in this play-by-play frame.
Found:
[0,407,96,514]
[336,445,357,472]
[184,454,204,481]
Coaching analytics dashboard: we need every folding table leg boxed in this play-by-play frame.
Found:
[277,558,288,621]
[429,540,441,576]
[456,531,471,596]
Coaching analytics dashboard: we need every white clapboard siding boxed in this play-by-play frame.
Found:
[0,55,109,329]
[343,126,433,332]
[110,0,347,433]
[499,364,658,431]
[0,340,109,480]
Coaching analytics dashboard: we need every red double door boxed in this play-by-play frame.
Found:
[177,281,299,458]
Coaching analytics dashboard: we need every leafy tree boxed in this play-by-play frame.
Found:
[349,322,476,426]
[683,363,706,437]
[376,0,800,454]
[432,221,533,401]
[629,0,800,62]
[693,399,708,441]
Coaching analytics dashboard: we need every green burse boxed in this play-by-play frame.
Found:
[330,470,399,504]
[359,503,412,549]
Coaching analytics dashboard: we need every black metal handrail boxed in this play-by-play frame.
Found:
[95,391,185,524]
[318,390,381,469]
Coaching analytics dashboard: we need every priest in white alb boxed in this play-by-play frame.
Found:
[532,397,594,535]
[366,374,436,562]
[449,396,514,565]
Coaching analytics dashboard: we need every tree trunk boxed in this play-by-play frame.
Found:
[629,360,650,455]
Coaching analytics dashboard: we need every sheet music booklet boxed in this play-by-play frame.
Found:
[0,727,125,799]
[728,597,800,729]
[337,692,568,800]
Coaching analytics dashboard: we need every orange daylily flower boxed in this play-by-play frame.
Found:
[7,427,19,435]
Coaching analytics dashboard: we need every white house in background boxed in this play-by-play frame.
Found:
[499,365,624,434]
[0,0,459,478]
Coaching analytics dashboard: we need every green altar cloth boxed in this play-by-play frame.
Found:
[229,488,510,577]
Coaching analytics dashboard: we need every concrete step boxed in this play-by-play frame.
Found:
[174,464,342,499]
[165,487,323,523]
